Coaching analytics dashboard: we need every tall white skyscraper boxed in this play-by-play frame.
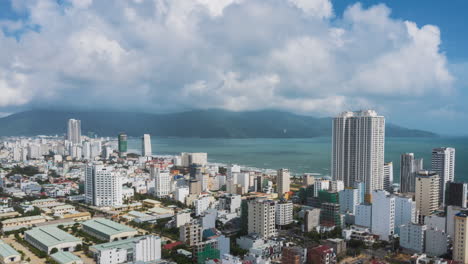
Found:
[67,119,82,144]
[248,199,277,238]
[277,168,290,198]
[332,110,385,201]
[85,165,123,207]
[432,147,455,204]
[151,165,171,197]
[400,153,423,194]
[142,134,152,157]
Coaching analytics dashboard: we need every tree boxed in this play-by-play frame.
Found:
[75,244,82,251]
[50,248,58,254]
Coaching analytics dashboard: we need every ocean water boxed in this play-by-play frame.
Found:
[128,137,468,183]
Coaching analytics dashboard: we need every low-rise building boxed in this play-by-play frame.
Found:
[24,225,82,254]
[142,199,162,208]
[50,251,83,264]
[0,240,21,264]
[1,215,47,232]
[126,211,157,223]
[324,238,347,257]
[82,218,138,242]
[90,235,161,264]
[307,245,336,264]
[51,205,76,216]
[31,198,58,207]
[62,211,92,221]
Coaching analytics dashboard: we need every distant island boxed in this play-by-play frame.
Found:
[0,109,437,138]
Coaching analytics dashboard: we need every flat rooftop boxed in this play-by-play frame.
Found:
[25,225,81,247]
[82,218,136,236]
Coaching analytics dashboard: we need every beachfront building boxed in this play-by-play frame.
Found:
[277,169,290,198]
[332,110,385,202]
[431,147,455,204]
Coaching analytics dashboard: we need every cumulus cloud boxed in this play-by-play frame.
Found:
[0,0,455,116]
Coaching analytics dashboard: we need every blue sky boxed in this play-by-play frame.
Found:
[0,0,466,135]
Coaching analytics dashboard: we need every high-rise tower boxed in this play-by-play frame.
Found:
[400,153,423,194]
[277,168,290,198]
[432,147,455,204]
[454,211,468,263]
[331,110,385,201]
[142,134,152,157]
[247,199,277,238]
[118,133,128,157]
[85,165,123,207]
[67,119,82,144]
[415,170,440,224]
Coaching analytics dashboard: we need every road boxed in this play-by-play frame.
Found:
[3,235,45,264]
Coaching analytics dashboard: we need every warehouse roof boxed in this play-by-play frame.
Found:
[51,251,81,264]
[82,218,136,236]
[0,240,19,258]
[25,225,81,247]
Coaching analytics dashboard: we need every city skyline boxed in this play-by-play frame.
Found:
[0,0,467,134]
[0,0,466,262]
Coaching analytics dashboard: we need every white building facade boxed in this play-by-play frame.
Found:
[85,165,123,207]
[332,110,385,200]
[431,147,455,204]
[371,190,395,241]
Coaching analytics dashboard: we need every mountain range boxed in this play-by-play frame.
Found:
[0,109,437,138]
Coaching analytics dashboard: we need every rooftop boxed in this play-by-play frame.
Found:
[25,225,81,247]
[82,218,136,235]
[91,235,160,252]
[0,240,19,258]
[2,215,46,224]
[31,198,57,203]
[51,251,81,264]
[128,211,151,218]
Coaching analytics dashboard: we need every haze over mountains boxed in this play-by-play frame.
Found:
[0,109,437,138]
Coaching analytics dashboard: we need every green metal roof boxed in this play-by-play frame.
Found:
[25,226,81,247]
[0,240,19,258]
[82,218,136,236]
[51,251,81,264]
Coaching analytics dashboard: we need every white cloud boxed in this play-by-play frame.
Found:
[288,0,333,19]
[0,0,456,117]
